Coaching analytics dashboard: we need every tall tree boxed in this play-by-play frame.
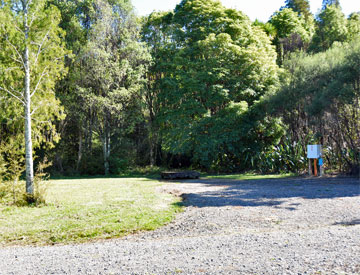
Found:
[75,0,149,175]
[47,0,99,173]
[322,0,340,10]
[0,0,68,194]
[347,12,360,41]
[270,8,312,63]
[284,0,312,20]
[310,4,348,52]
[144,0,281,169]
[141,11,173,166]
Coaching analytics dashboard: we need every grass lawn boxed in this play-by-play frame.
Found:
[203,173,296,180]
[0,178,182,246]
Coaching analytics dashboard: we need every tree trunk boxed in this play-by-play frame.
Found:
[24,1,34,194]
[76,128,82,172]
[106,131,110,174]
[103,121,110,176]
[149,120,156,167]
[55,153,64,173]
[149,141,155,167]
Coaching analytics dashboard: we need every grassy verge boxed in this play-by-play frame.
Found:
[0,178,182,246]
[203,173,296,180]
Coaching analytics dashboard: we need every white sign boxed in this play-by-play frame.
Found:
[307,145,322,159]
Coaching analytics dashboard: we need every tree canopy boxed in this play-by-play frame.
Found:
[311,4,348,52]
[284,0,312,20]
[141,0,281,169]
[1,0,360,180]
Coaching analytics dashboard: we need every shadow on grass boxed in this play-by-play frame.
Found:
[171,177,360,210]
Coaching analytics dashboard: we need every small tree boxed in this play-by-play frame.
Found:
[0,138,25,204]
[0,0,68,194]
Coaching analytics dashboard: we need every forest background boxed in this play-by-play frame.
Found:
[1,0,360,189]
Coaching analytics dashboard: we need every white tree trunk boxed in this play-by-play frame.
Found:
[149,120,155,167]
[106,132,110,175]
[76,128,82,172]
[24,0,34,194]
[103,123,110,175]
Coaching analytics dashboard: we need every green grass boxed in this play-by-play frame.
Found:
[50,166,166,180]
[203,173,296,180]
[0,178,182,246]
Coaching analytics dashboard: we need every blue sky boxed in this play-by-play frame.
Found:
[131,0,360,22]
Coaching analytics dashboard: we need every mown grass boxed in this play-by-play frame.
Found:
[0,178,182,246]
[203,173,296,180]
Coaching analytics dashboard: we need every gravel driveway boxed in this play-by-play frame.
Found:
[1,177,359,274]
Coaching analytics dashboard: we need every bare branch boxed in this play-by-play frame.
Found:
[30,55,63,97]
[4,66,21,72]
[29,2,40,29]
[30,65,49,97]
[9,85,23,96]
[32,117,51,124]
[5,37,25,68]
[9,18,25,35]
[9,55,24,66]
[33,29,50,66]
[0,86,25,105]
[30,104,41,116]
[25,0,33,10]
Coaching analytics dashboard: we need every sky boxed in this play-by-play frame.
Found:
[131,0,360,22]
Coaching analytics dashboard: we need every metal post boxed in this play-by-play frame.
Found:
[320,165,323,177]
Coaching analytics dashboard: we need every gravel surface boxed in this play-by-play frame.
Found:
[1,177,359,274]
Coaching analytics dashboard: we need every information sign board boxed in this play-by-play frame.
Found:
[307,145,321,159]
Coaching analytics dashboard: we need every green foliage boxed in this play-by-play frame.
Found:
[269,8,313,63]
[50,0,150,175]
[142,0,280,170]
[0,157,50,206]
[347,12,360,40]
[310,5,348,52]
[0,138,24,204]
[269,39,360,173]
[270,8,311,42]
[0,0,68,191]
[2,0,359,176]
[284,0,312,20]
[0,0,68,145]
[256,135,314,173]
[253,20,277,40]
[321,0,340,10]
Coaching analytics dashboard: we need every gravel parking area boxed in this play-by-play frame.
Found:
[1,177,359,274]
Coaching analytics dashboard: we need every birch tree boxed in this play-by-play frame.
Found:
[0,0,68,194]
